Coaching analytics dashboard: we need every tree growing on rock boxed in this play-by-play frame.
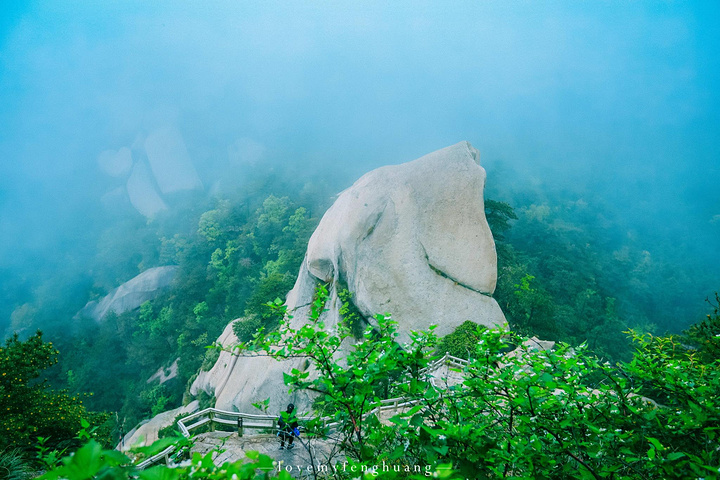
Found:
[246,285,720,479]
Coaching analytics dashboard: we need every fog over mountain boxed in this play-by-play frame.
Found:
[1,1,718,333]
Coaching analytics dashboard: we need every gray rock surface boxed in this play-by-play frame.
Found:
[144,127,203,194]
[76,266,179,322]
[190,432,340,476]
[147,358,179,385]
[193,141,506,414]
[126,161,168,218]
[98,147,133,178]
[121,400,199,450]
[305,140,503,340]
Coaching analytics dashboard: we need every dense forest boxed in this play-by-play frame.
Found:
[2,2,718,477]
[1,161,717,470]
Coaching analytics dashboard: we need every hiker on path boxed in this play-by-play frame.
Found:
[278,403,300,450]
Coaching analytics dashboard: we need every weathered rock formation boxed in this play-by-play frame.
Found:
[144,127,203,195]
[192,141,506,413]
[99,126,203,219]
[147,358,179,385]
[126,161,168,218]
[121,400,199,450]
[76,266,179,322]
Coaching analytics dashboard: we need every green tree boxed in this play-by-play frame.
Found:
[436,320,484,359]
[0,332,107,454]
[484,199,517,242]
[685,292,720,363]
[247,285,720,479]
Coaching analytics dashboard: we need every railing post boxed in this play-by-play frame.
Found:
[209,411,215,432]
[237,416,244,437]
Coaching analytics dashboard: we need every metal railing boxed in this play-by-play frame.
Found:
[135,445,176,470]
[177,408,314,438]
[135,353,468,469]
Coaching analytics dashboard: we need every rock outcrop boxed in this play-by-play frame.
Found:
[126,161,168,218]
[144,127,203,195]
[76,266,179,322]
[193,142,506,413]
[98,147,133,178]
[99,126,204,218]
[305,140,502,340]
[121,400,199,450]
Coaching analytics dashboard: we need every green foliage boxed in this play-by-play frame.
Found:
[157,413,190,439]
[484,199,517,242]
[39,192,319,431]
[0,331,108,454]
[436,321,485,359]
[232,317,262,343]
[685,292,720,363]
[488,197,634,362]
[245,284,720,479]
[199,345,221,372]
[243,272,296,326]
[247,284,440,464]
[196,390,216,410]
[0,448,32,480]
[141,384,172,417]
[28,283,720,479]
[37,436,290,480]
[337,287,366,339]
[507,273,556,339]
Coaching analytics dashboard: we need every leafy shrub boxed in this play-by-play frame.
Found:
[232,317,262,343]
[157,412,190,439]
[246,285,720,479]
[199,346,220,372]
[436,320,485,359]
[338,287,366,339]
[0,331,103,454]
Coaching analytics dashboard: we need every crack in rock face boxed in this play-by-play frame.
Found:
[303,140,506,342]
[194,141,507,414]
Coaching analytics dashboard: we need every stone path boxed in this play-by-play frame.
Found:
[173,358,469,476]
[190,432,344,478]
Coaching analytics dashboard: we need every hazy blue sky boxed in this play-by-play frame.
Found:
[1,1,718,271]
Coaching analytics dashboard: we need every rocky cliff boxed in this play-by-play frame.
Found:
[192,141,506,413]
[76,266,179,322]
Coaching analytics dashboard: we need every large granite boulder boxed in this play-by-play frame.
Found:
[126,161,168,218]
[76,266,179,322]
[144,127,203,195]
[121,400,199,450]
[98,147,133,178]
[193,141,506,413]
[306,140,502,341]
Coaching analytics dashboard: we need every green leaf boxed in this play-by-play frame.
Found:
[435,463,456,478]
[666,452,686,461]
[133,437,182,458]
[433,445,449,455]
[138,465,182,480]
[646,436,664,452]
[60,440,105,479]
[102,449,130,466]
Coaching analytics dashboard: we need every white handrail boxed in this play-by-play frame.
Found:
[136,353,468,470]
[136,445,176,470]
